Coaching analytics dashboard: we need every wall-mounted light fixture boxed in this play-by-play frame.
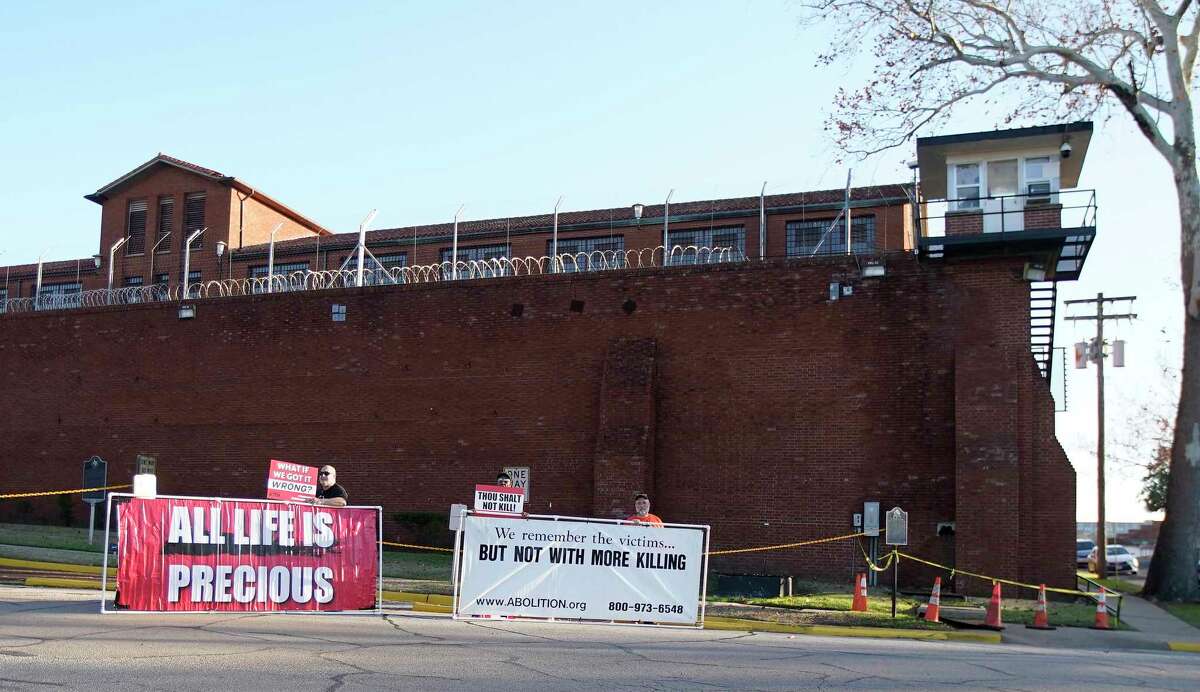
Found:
[178,304,196,320]
[92,254,102,269]
[863,262,886,278]
[215,241,226,258]
[1023,262,1047,282]
[632,203,644,221]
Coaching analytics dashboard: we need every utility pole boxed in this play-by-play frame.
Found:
[1065,293,1136,580]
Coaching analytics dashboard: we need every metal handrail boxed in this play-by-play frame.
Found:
[918,188,1098,237]
[1075,572,1124,625]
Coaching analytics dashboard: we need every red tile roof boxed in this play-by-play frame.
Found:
[258,184,910,255]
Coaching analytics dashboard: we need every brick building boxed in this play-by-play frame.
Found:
[0,122,1096,591]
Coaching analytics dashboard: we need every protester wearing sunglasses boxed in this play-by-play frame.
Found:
[312,465,348,507]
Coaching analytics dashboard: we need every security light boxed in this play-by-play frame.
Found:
[178,304,196,320]
[632,203,644,220]
[1060,141,1073,159]
[863,263,886,278]
[905,159,919,170]
[92,254,102,269]
[1023,262,1047,282]
[215,241,226,258]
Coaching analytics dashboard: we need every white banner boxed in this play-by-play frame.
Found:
[454,513,708,626]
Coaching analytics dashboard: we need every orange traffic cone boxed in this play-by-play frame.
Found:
[1091,588,1110,630]
[851,573,869,612]
[983,582,1005,630]
[923,576,942,623]
[1026,583,1056,630]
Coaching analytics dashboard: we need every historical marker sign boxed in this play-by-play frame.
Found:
[82,456,107,503]
[885,507,908,546]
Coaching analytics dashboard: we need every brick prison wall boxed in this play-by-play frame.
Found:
[0,254,1075,590]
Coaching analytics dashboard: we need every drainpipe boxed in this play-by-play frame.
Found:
[236,188,255,250]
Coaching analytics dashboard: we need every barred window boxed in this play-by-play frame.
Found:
[183,192,206,250]
[666,225,745,265]
[786,216,876,257]
[126,199,148,255]
[0,287,7,314]
[440,244,510,278]
[549,236,625,272]
[122,276,144,286]
[249,261,309,294]
[366,252,408,285]
[153,273,169,285]
[156,196,174,252]
[186,270,201,299]
[37,281,83,309]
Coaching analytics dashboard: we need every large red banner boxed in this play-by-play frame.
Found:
[116,497,378,612]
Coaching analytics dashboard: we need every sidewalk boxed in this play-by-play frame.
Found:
[1002,594,1200,652]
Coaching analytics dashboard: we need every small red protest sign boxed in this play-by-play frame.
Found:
[473,484,524,515]
[266,460,318,502]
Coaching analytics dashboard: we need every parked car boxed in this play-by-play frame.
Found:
[1076,539,1095,569]
[1088,544,1139,575]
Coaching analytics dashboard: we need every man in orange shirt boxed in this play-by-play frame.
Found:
[626,493,663,526]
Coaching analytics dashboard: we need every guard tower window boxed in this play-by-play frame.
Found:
[954,163,981,210]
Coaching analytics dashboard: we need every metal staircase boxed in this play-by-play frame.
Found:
[1030,281,1057,379]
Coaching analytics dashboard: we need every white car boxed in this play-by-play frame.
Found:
[1088,544,1139,575]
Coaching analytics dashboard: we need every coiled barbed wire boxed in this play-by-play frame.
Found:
[1,245,741,314]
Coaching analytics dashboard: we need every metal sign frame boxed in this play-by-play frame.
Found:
[100,492,383,616]
[451,510,710,630]
[885,507,908,546]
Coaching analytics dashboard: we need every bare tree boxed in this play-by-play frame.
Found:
[804,0,1198,600]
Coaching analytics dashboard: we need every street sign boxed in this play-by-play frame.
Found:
[136,453,157,476]
[863,502,880,537]
[885,507,908,546]
[82,456,107,503]
[503,466,531,501]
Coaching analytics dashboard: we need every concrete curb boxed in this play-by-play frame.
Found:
[1166,641,1200,653]
[703,615,1002,643]
[0,556,115,577]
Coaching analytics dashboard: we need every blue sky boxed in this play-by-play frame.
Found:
[0,1,1182,522]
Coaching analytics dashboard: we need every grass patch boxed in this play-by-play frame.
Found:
[0,523,106,553]
[382,549,451,581]
[968,595,1132,630]
[715,589,948,631]
[1077,570,1141,594]
[1161,603,1200,629]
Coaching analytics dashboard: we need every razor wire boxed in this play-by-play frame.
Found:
[0,245,742,315]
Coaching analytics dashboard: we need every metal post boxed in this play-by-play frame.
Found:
[149,231,170,292]
[1095,292,1106,578]
[266,222,283,293]
[35,255,43,308]
[107,237,128,300]
[552,196,563,273]
[182,227,207,300]
[845,170,853,255]
[759,181,767,261]
[451,205,464,280]
[355,210,378,288]
[662,189,674,266]
[891,549,898,618]
[88,503,96,545]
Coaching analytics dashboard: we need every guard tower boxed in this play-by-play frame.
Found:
[915,121,1097,380]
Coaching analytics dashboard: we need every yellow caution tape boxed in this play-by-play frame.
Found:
[707,531,866,557]
[0,484,132,500]
[379,540,454,553]
[857,543,897,572]
[895,551,1107,600]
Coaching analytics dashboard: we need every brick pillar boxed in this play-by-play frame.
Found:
[954,345,1023,595]
[592,337,657,519]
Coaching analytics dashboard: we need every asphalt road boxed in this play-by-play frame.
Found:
[0,586,1197,691]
